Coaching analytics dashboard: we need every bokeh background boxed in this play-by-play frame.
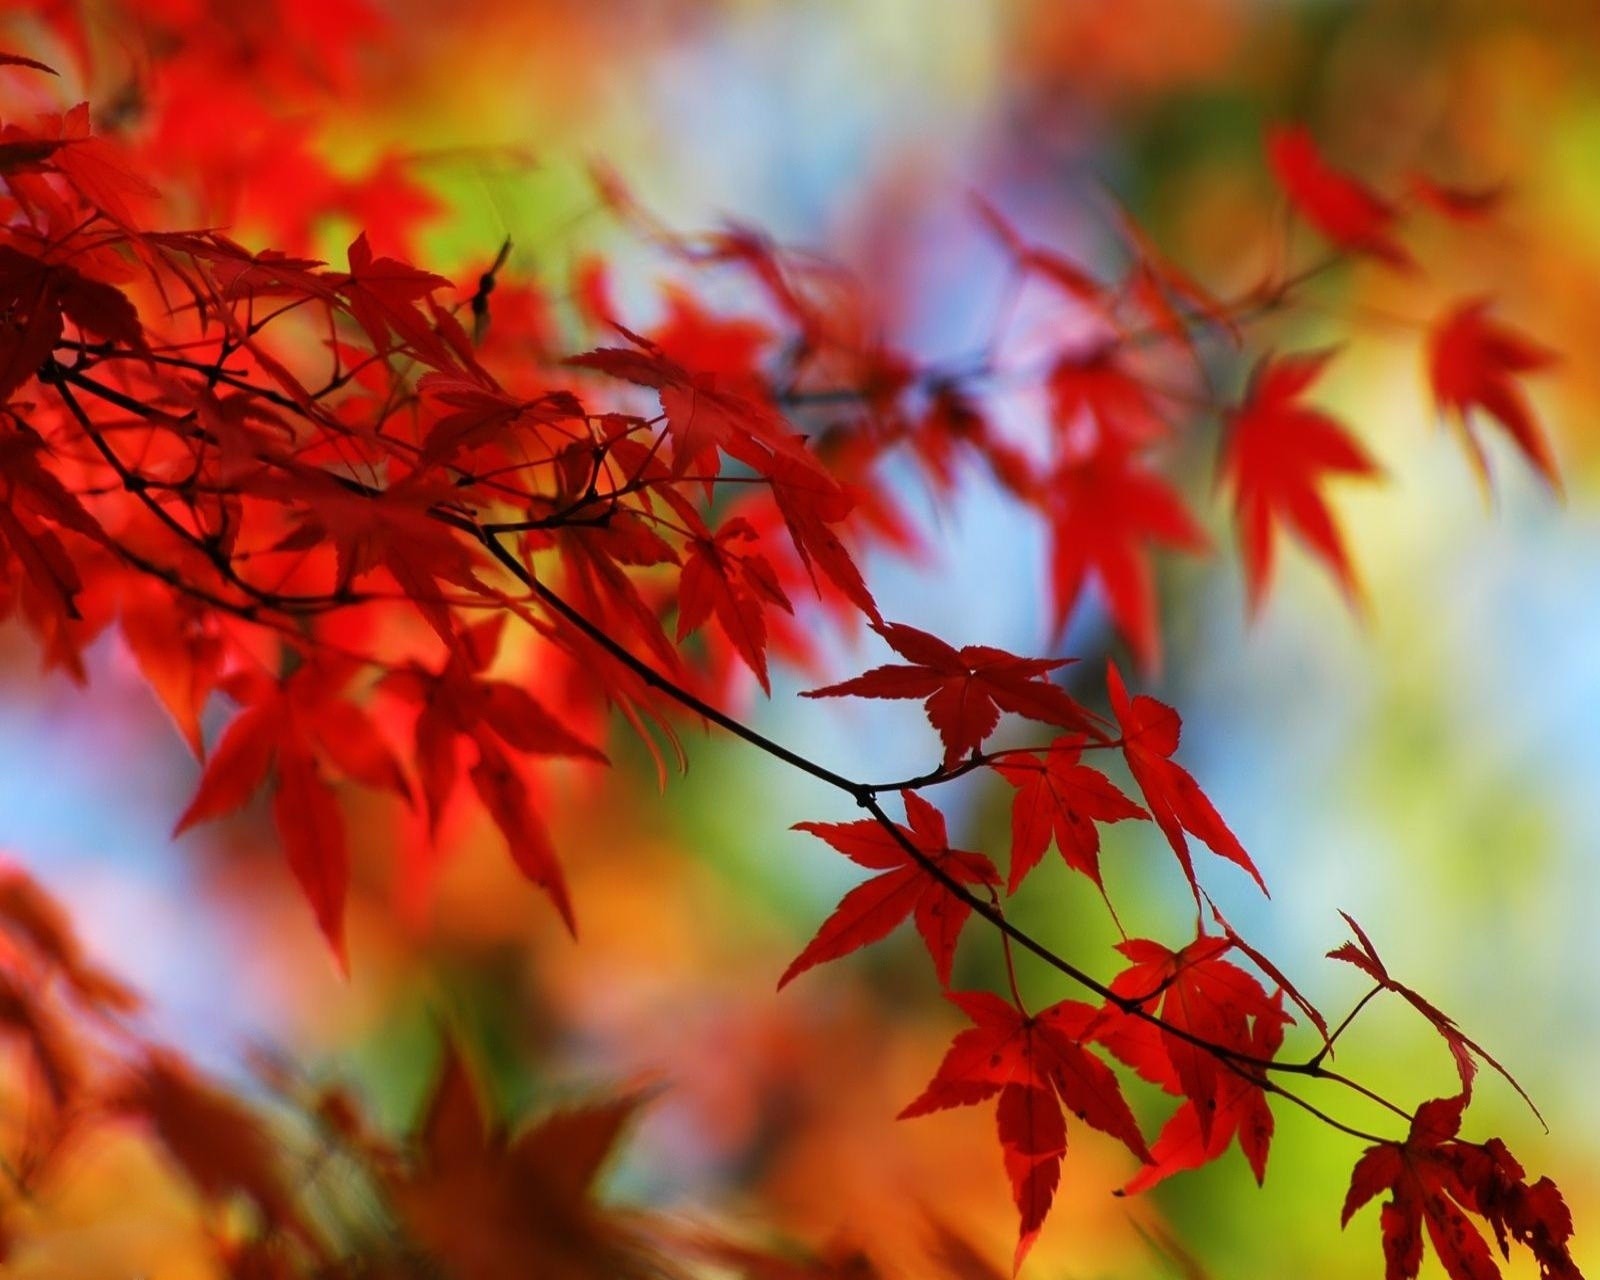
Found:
[2,0,1598,1275]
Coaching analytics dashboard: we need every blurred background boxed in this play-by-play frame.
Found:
[1,0,1597,1274]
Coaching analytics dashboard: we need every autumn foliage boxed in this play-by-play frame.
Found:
[0,3,1585,1278]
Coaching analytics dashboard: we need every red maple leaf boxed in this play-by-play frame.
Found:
[416,374,584,468]
[567,331,816,479]
[1106,662,1266,897]
[266,470,489,644]
[1121,988,1286,1195]
[1095,935,1288,1179]
[174,661,409,962]
[989,737,1146,893]
[1220,349,1380,612]
[147,231,341,308]
[1465,1140,1584,1280]
[1045,450,1208,672]
[331,231,453,365]
[1342,1095,1581,1280]
[1329,913,1537,1119]
[380,618,607,931]
[900,989,1150,1270]
[677,516,793,693]
[781,791,999,988]
[36,103,158,230]
[0,245,141,402]
[1047,347,1168,449]
[382,618,607,829]
[765,452,881,622]
[1266,124,1410,267]
[802,621,1100,769]
[467,738,580,934]
[1427,299,1560,493]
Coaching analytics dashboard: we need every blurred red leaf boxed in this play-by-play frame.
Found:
[1220,349,1380,612]
[1427,300,1560,493]
[1266,124,1409,267]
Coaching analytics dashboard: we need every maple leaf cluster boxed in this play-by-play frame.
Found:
[0,3,1583,1277]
